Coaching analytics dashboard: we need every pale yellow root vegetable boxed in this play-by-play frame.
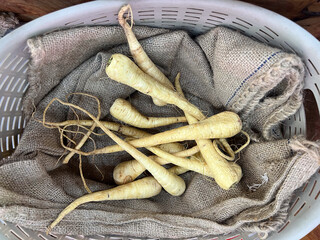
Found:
[44,118,186,153]
[46,117,190,157]
[50,97,186,197]
[114,142,185,185]
[60,125,199,156]
[57,111,240,156]
[110,98,187,128]
[105,54,205,121]
[46,176,162,234]
[175,74,242,190]
[148,147,212,176]
[47,165,188,234]
[114,148,210,185]
[89,111,241,155]
[118,4,175,106]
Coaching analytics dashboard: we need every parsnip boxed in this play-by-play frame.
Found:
[114,147,214,185]
[47,166,188,234]
[175,74,242,190]
[106,54,205,121]
[58,111,241,157]
[47,176,162,234]
[114,143,192,185]
[110,98,187,128]
[118,4,175,106]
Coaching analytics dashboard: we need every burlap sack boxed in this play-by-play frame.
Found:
[197,27,305,141]
[0,25,319,239]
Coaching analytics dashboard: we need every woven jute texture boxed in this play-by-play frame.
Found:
[0,25,319,239]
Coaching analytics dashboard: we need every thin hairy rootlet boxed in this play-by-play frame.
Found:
[110,98,187,128]
[42,93,102,164]
[118,4,174,106]
[106,54,205,121]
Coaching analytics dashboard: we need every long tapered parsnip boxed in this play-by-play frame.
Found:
[43,117,186,154]
[47,166,189,233]
[105,54,205,121]
[118,4,174,106]
[114,149,209,185]
[110,98,187,128]
[114,142,186,185]
[50,97,186,197]
[91,111,241,155]
[148,147,212,176]
[113,143,190,185]
[46,118,189,157]
[58,111,241,157]
[175,74,242,190]
[47,176,162,234]
[56,123,199,156]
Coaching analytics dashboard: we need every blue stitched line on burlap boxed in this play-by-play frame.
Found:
[225,51,282,107]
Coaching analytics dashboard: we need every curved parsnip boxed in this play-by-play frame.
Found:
[47,176,162,233]
[114,149,209,185]
[105,54,205,121]
[110,98,187,128]
[99,111,241,153]
[114,142,186,185]
[175,74,242,190]
[47,166,189,233]
[118,4,174,106]
[63,111,241,156]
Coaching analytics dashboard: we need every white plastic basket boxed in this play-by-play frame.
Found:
[0,0,319,239]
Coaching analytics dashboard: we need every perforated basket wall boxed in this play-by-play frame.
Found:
[0,0,319,240]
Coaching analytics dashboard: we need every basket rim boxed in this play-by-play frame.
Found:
[0,0,319,239]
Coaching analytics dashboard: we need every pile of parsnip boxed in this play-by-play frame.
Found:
[44,5,250,234]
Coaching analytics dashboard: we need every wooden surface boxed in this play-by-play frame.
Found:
[0,0,319,239]
[0,0,319,39]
